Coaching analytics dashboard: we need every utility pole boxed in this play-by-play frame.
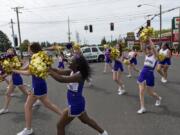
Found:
[12,6,23,58]
[159,4,162,46]
[10,19,15,47]
[67,17,71,42]
[76,31,80,44]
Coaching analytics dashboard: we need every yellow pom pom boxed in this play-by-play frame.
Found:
[73,43,81,51]
[29,51,53,79]
[110,48,120,60]
[123,59,130,65]
[158,54,165,62]
[104,44,109,49]
[140,27,154,43]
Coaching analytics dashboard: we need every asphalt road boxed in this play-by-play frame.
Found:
[0,55,180,135]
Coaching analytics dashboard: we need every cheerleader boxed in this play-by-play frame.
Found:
[14,43,62,135]
[58,52,65,69]
[126,49,139,78]
[157,43,171,83]
[137,39,162,114]
[113,44,125,95]
[49,55,108,135]
[0,48,29,115]
[103,48,112,73]
[73,45,93,87]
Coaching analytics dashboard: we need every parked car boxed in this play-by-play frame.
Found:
[81,46,105,62]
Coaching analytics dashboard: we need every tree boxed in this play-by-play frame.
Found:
[0,30,12,52]
[101,37,107,45]
[109,39,118,47]
[20,39,30,52]
[153,29,171,38]
[40,42,46,48]
[46,41,51,47]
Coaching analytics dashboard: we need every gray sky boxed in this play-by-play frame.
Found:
[0,0,179,44]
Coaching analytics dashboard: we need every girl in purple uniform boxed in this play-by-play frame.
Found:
[157,43,171,83]
[49,55,108,135]
[13,43,62,135]
[126,49,140,78]
[137,39,162,114]
[58,52,65,69]
[113,43,125,95]
[0,48,29,115]
[103,48,112,73]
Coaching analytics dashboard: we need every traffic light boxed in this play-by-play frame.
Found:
[84,25,88,31]
[147,20,151,27]
[89,25,93,33]
[110,22,114,31]
[14,36,18,47]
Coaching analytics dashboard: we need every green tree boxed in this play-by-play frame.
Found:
[40,42,46,48]
[109,39,118,47]
[20,39,30,52]
[0,30,12,52]
[153,29,171,38]
[101,37,107,45]
[46,41,51,47]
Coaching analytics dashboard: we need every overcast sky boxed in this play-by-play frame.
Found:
[0,0,179,44]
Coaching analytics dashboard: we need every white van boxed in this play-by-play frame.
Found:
[81,46,105,62]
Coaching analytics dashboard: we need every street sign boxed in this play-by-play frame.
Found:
[172,17,180,29]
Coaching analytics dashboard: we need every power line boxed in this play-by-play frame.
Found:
[0,23,9,27]
[133,6,180,33]
[18,10,155,25]
[24,0,122,10]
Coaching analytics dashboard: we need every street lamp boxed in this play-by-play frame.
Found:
[137,4,162,45]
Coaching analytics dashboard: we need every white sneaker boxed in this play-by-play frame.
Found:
[33,100,41,107]
[118,89,126,95]
[98,130,108,135]
[126,74,132,78]
[17,128,33,135]
[0,108,9,115]
[137,108,146,114]
[161,77,167,83]
[155,97,162,106]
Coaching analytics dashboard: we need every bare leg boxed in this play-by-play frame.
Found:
[18,85,29,95]
[40,95,62,116]
[103,63,107,72]
[57,109,74,135]
[163,65,169,80]
[117,71,124,88]
[25,93,37,129]
[157,64,164,77]
[132,64,139,73]
[4,78,9,86]
[146,86,161,100]
[139,83,145,109]
[78,112,104,134]
[113,71,124,89]
[4,82,15,109]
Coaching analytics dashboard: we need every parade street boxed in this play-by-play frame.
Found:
[0,56,180,135]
